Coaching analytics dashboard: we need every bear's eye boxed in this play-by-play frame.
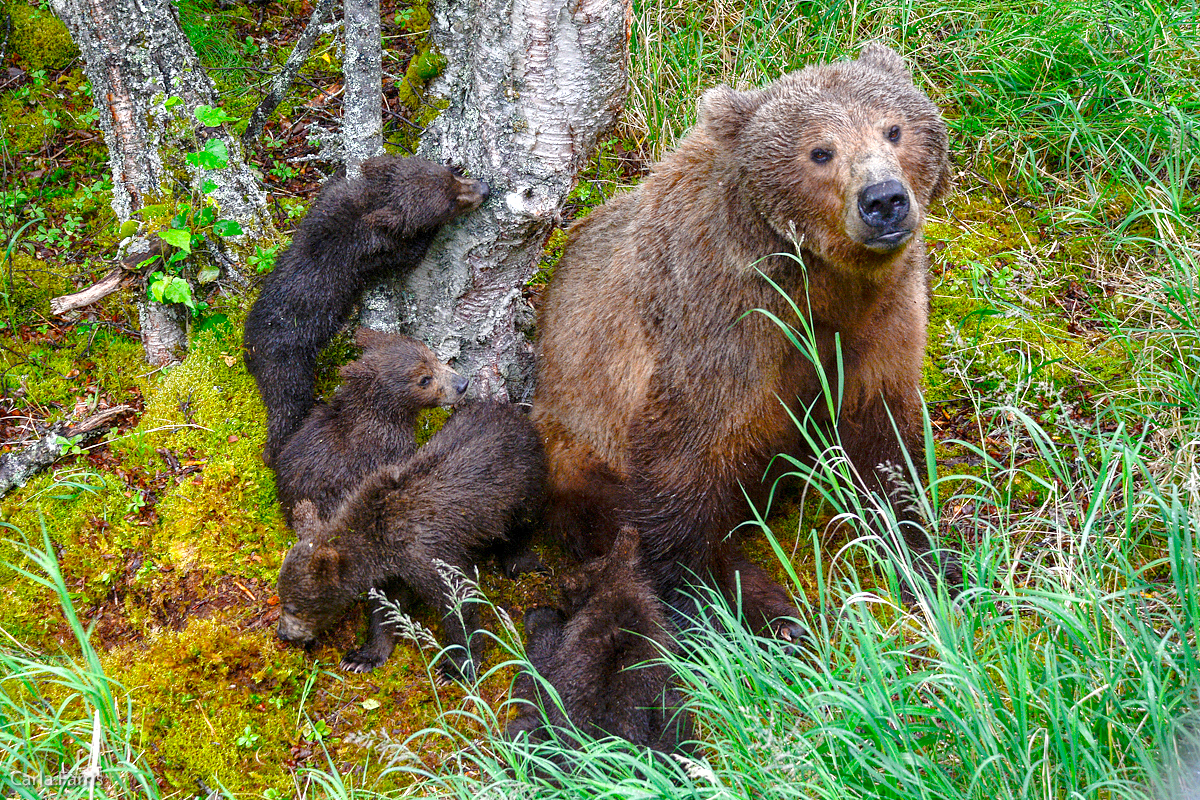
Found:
[887,125,902,143]
[419,376,432,387]
[810,148,833,164]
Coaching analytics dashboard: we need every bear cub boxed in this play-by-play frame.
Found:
[244,156,488,466]
[507,526,692,756]
[275,402,545,679]
[273,328,468,526]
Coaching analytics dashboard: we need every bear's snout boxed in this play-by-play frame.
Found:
[276,612,315,645]
[856,179,913,252]
[858,180,910,227]
[456,179,489,211]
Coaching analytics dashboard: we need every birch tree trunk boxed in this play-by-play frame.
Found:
[48,0,272,238]
[49,0,275,364]
[342,0,383,178]
[359,0,632,402]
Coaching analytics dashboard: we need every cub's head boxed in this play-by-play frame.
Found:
[342,328,469,412]
[699,43,950,269]
[275,500,357,645]
[361,156,490,235]
[559,525,648,618]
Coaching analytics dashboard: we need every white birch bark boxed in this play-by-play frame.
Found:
[342,0,383,178]
[359,0,632,402]
[48,0,272,239]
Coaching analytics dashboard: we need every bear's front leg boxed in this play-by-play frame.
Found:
[340,579,414,673]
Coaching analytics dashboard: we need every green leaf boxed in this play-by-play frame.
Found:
[201,179,218,194]
[195,104,238,127]
[164,96,183,111]
[213,219,243,237]
[157,228,192,254]
[146,271,167,302]
[185,138,230,170]
[196,265,220,284]
[161,276,197,312]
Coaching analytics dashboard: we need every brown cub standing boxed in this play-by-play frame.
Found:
[272,328,467,526]
[243,156,488,466]
[275,402,546,679]
[532,44,956,636]
[507,527,692,756]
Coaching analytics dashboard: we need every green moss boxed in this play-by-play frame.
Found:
[3,2,78,71]
[396,47,446,112]
[0,93,59,153]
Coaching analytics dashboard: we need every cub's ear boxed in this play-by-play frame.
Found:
[697,85,763,143]
[354,327,385,349]
[857,42,912,84]
[338,358,372,381]
[611,525,641,564]
[311,545,343,584]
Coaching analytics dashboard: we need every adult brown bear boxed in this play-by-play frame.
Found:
[531,43,955,636]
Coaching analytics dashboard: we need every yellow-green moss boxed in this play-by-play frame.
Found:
[2,2,78,71]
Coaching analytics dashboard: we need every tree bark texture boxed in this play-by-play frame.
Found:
[48,0,272,238]
[342,0,383,178]
[359,0,631,403]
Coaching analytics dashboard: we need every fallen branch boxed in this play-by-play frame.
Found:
[49,237,168,316]
[0,405,133,498]
[242,0,338,144]
[49,267,128,315]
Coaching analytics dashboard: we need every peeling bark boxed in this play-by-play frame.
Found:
[49,0,275,363]
[360,0,631,402]
[48,0,272,239]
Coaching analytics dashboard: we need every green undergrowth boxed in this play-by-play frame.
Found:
[3,0,1198,793]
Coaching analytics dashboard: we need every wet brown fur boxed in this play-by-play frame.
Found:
[243,156,488,466]
[272,328,469,526]
[507,527,692,755]
[531,44,954,630]
[275,402,546,678]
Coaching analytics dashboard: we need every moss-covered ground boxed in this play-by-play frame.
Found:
[2,0,1196,794]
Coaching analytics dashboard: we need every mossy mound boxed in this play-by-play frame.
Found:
[2,1,78,71]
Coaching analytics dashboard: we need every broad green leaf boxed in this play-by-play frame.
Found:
[157,228,192,254]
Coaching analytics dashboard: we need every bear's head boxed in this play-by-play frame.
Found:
[276,500,357,645]
[361,157,489,235]
[699,43,950,269]
[341,328,469,412]
[559,525,646,618]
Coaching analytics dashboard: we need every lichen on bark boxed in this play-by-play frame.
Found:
[359,0,632,402]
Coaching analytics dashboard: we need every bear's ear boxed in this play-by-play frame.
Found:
[338,358,371,382]
[697,85,762,143]
[363,206,406,232]
[611,525,641,564]
[857,42,912,84]
[354,327,390,350]
[311,545,343,584]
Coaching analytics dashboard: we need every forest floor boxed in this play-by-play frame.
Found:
[2,0,1196,795]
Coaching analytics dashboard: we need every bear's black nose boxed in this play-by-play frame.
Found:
[453,375,469,396]
[858,180,910,229]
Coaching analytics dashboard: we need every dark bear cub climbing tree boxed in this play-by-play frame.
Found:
[243,156,488,465]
